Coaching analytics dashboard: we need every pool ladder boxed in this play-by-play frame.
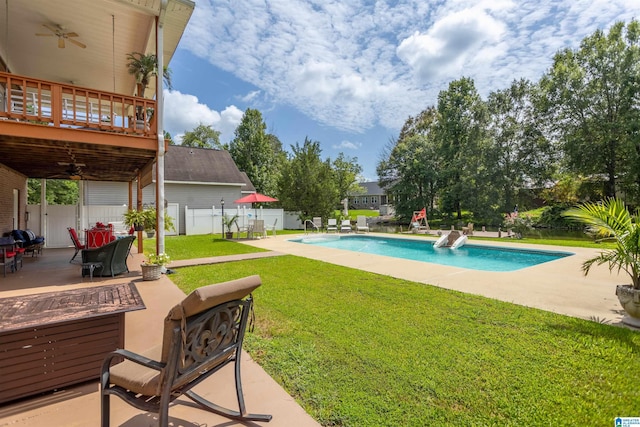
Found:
[304,219,320,234]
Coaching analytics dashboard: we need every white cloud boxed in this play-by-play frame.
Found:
[181,0,640,134]
[333,140,362,151]
[239,90,261,103]
[164,90,243,144]
[396,9,507,81]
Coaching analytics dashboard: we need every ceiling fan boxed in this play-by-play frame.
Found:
[35,24,86,49]
[52,162,87,180]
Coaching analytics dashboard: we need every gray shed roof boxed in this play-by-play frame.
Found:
[161,145,249,186]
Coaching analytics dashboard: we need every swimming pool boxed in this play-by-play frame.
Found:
[291,235,573,272]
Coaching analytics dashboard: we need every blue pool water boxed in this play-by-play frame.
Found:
[291,235,573,272]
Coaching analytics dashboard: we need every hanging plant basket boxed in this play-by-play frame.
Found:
[141,264,162,281]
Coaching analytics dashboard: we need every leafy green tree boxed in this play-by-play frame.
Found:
[435,77,488,219]
[180,124,221,149]
[377,107,440,220]
[164,130,174,145]
[229,109,280,196]
[332,153,363,204]
[28,179,78,205]
[278,138,337,221]
[539,20,640,202]
[486,79,555,212]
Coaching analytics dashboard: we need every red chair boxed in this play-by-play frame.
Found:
[68,227,86,263]
[0,246,16,277]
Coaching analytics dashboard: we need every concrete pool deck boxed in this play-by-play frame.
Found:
[239,232,627,326]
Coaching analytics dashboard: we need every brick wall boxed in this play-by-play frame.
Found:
[0,164,28,234]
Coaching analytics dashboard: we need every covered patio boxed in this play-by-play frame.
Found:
[0,248,318,426]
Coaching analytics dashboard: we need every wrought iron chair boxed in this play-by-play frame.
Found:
[100,275,272,427]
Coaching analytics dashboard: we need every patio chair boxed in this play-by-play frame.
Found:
[462,223,474,235]
[0,237,17,277]
[81,235,135,277]
[266,218,278,237]
[100,275,272,427]
[356,216,369,233]
[253,219,266,239]
[68,227,86,262]
[326,218,338,233]
[340,219,352,233]
[312,217,323,232]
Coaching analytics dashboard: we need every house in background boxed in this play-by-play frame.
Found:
[348,182,389,211]
[84,145,256,235]
[0,0,194,254]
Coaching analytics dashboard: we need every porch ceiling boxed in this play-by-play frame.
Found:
[0,0,194,95]
[0,132,155,182]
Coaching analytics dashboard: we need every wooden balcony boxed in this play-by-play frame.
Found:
[0,72,157,137]
[0,72,161,182]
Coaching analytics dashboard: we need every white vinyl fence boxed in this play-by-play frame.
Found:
[184,206,284,236]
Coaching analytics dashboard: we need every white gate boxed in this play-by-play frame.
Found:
[45,205,78,248]
[167,203,179,236]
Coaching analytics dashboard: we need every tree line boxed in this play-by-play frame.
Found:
[170,109,363,222]
[377,20,640,225]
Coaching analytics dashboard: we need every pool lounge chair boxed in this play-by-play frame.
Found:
[327,218,338,233]
[356,216,369,233]
[312,217,323,232]
[340,219,352,233]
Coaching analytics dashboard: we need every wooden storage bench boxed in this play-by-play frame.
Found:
[0,283,145,403]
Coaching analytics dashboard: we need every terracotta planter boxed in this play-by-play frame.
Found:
[141,264,162,281]
[615,285,640,327]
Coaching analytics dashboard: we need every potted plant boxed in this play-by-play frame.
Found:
[563,198,640,327]
[126,52,172,123]
[222,214,239,239]
[123,209,148,232]
[141,252,170,281]
[141,208,176,238]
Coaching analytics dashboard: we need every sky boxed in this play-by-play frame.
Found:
[164,0,640,181]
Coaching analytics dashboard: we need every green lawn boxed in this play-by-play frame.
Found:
[168,239,640,426]
[142,234,267,260]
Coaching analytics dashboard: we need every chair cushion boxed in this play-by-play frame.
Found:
[166,275,261,321]
[161,275,261,362]
[25,229,36,241]
[11,230,27,242]
[109,345,163,396]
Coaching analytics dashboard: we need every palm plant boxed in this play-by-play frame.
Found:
[126,52,172,96]
[563,197,640,289]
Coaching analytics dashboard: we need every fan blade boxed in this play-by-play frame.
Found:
[67,38,86,49]
[58,37,65,48]
[35,33,55,37]
[65,32,79,38]
[42,23,59,33]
